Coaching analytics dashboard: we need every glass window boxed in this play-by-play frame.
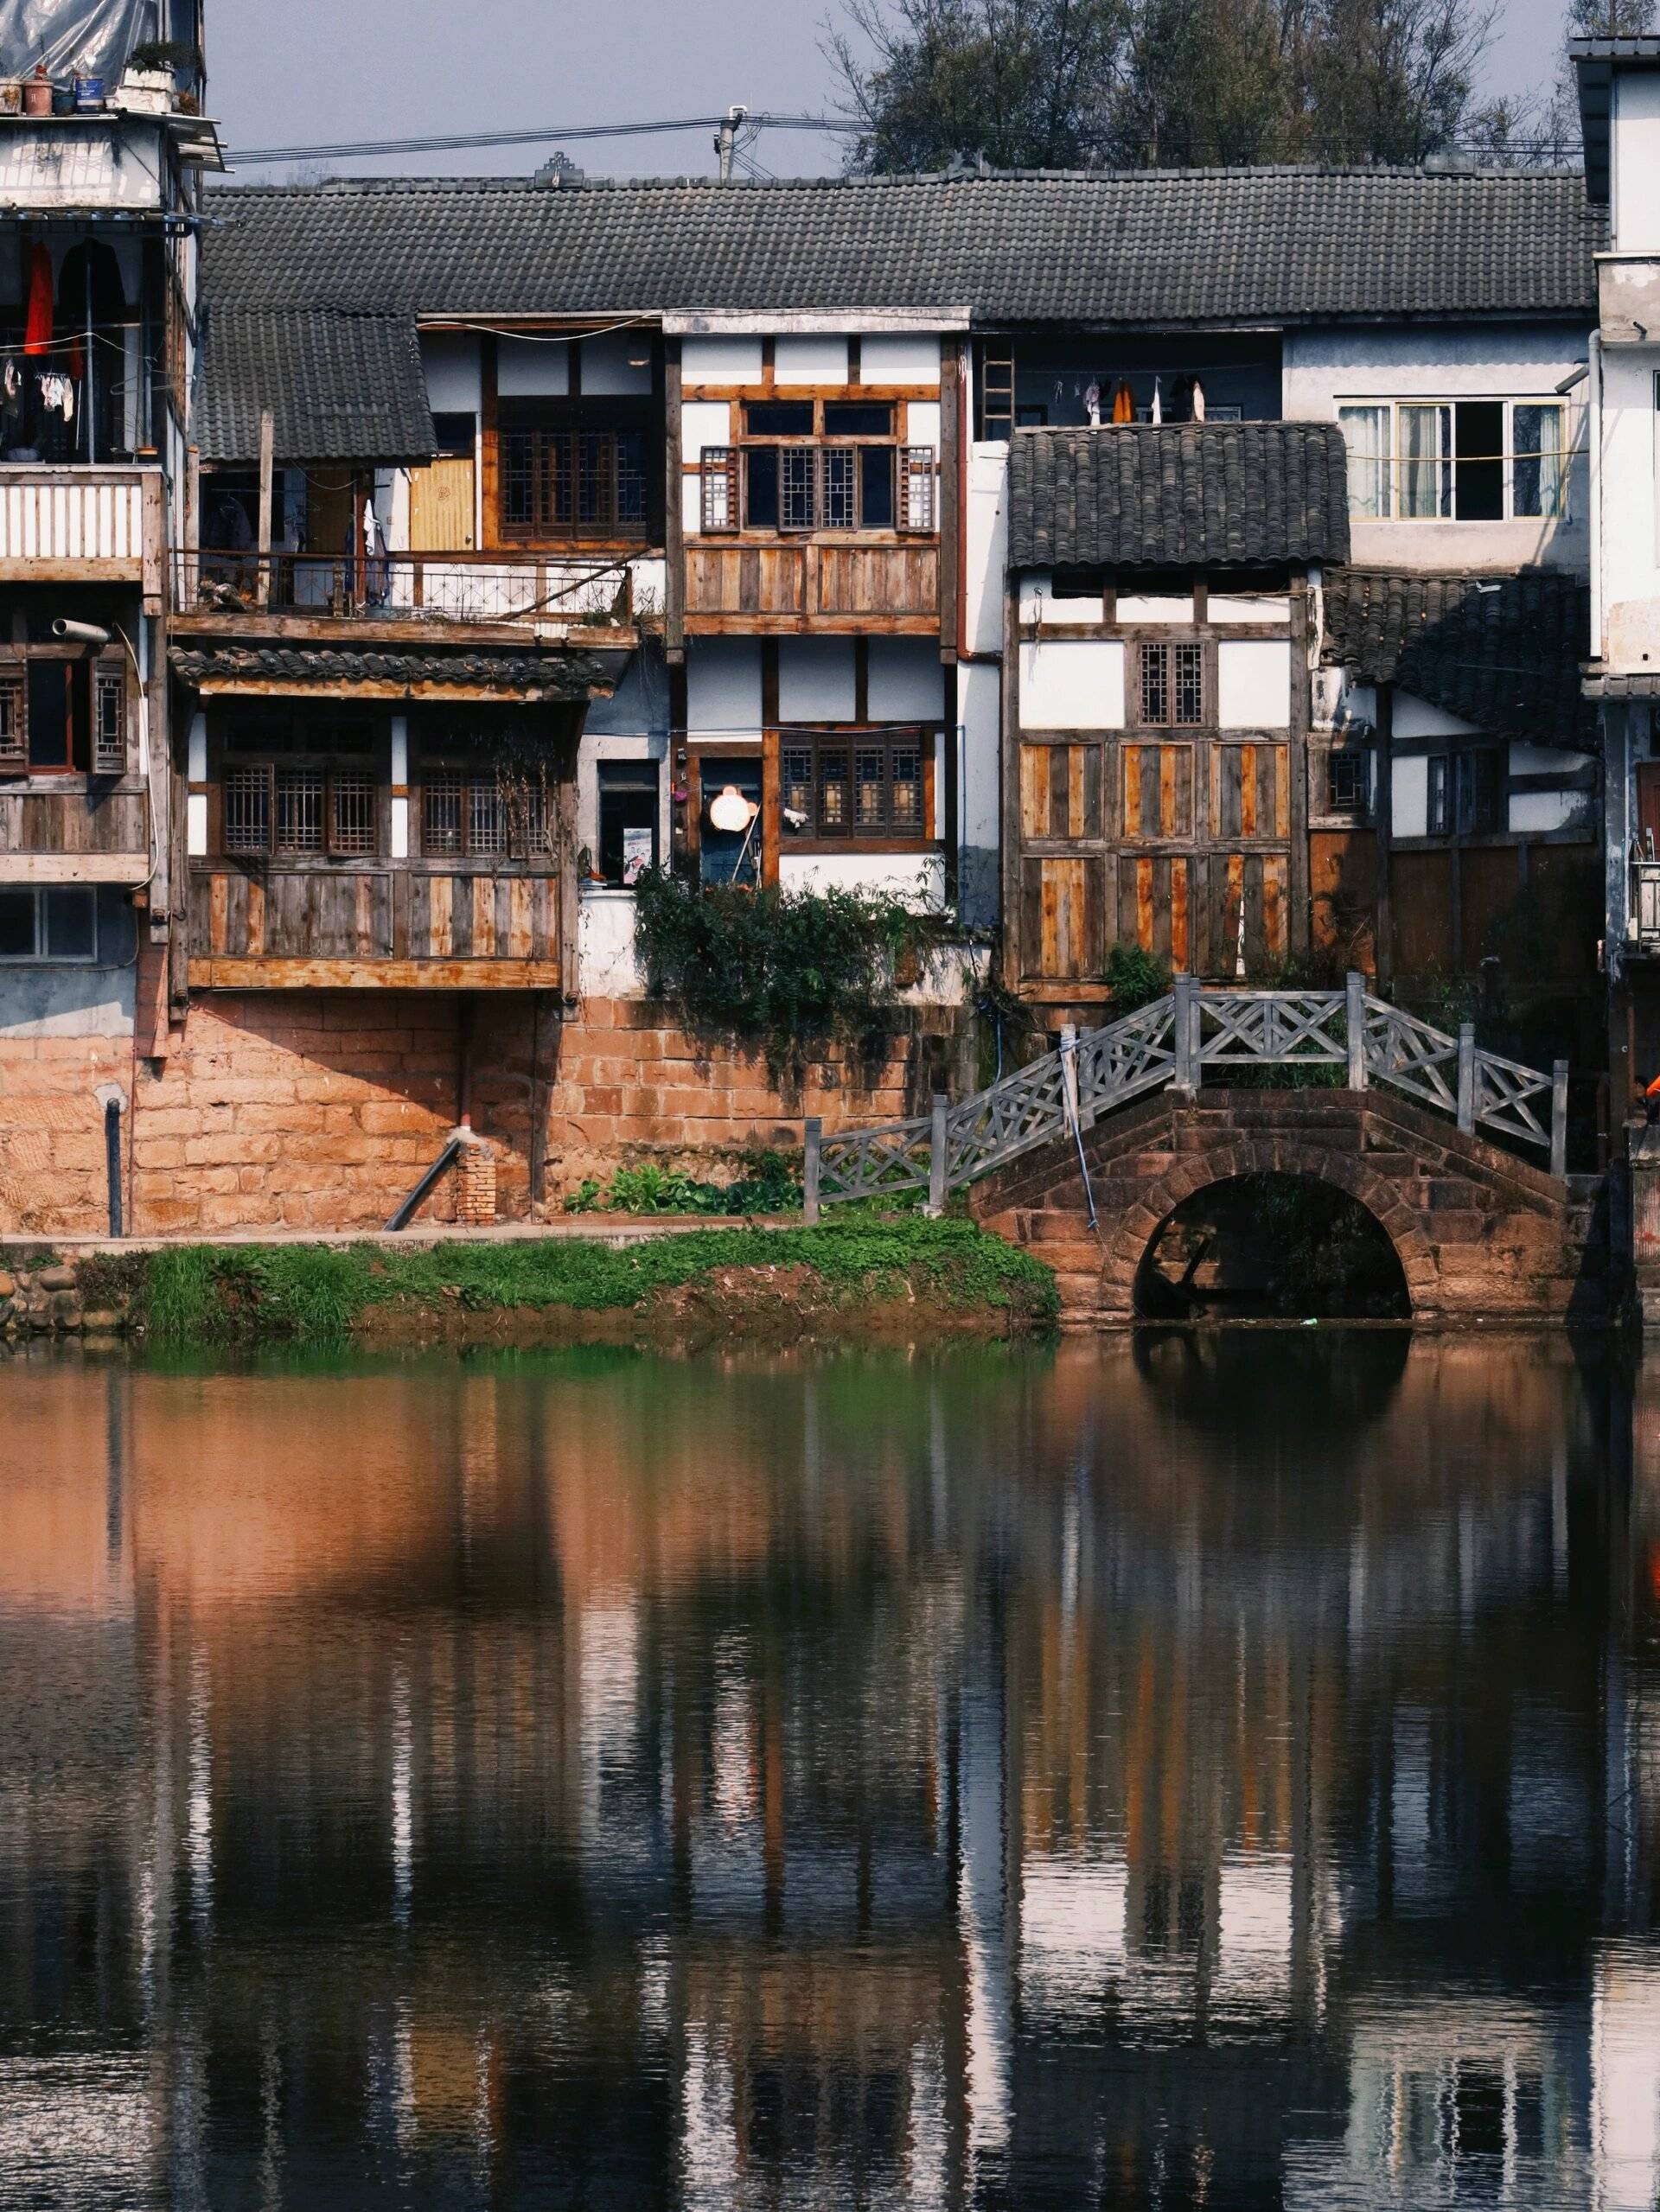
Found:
[1398,405,1452,520]
[744,400,814,437]
[744,446,779,529]
[859,444,895,528]
[42,888,94,959]
[777,731,930,839]
[1513,402,1565,518]
[823,401,893,437]
[597,760,659,885]
[1338,405,1390,519]
[0,888,35,956]
[1454,400,1504,524]
[699,755,763,885]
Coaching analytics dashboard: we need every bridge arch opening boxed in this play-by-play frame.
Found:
[1133,1172,1411,1322]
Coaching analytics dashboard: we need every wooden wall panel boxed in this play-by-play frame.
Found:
[1020,742,1101,841]
[1121,742,1194,845]
[1310,829,1377,972]
[189,868,554,969]
[1459,846,1522,973]
[1212,742,1288,842]
[1391,851,1455,977]
[1022,855,1105,979]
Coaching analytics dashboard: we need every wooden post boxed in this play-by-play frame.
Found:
[1345,970,1367,1091]
[803,1117,822,1223]
[1171,973,1197,1094]
[1457,1022,1476,1136]
[255,407,273,610]
[928,1092,949,1217]
[1059,1021,1081,1129]
[1550,1060,1569,1181]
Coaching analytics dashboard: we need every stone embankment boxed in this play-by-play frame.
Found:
[0,1260,135,1340]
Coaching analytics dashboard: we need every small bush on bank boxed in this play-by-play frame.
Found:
[564,1147,802,1217]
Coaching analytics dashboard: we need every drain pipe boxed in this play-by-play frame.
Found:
[94,1083,126,1237]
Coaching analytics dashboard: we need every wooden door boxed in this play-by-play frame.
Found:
[409,457,476,552]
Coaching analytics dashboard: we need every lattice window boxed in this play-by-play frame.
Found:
[700,446,737,532]
[0,666,24,769]
[469,783,506,857]
[331,774,378,857]
[223,766,271,854]
[275,770,325,853]
[779,730,931,840]
[93,665,125,775]
[781,446,817,531]
[422,775,463,856]
[820,447,856,530]
[1138,643,1205,729]
[499,412,651,540]
[900,446,935,532]
[1326,748,1369,817]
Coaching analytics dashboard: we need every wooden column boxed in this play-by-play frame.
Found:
[1374,682,1394,991]
[1287,570,1311,958]
[255,408,273,609]
[664,335,685,661]
[938,336,961,664]
[999,574,1022,991]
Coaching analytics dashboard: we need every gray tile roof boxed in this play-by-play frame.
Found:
[1322,567,1596,749]
[169,641,618,698]
[1007,422,1350,570]
[195,307,437,465]
[201,167,1602,328]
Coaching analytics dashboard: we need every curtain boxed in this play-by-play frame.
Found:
[1338,405,1389,519]
[1398,405,1452,520]
[1512,403,1564,520]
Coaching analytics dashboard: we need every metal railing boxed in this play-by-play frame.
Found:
[174,548,636,627]
[804,973,1570,1216]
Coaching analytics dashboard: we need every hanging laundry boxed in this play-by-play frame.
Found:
[3,360,18,400]
[1191,378,1205,422]
[22,243,53,359]
[1151,376,1163,425]
[1083,380,1101,427]
[1111,379,1133,424]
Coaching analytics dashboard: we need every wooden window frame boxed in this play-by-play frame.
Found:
[1325,744,1370,822]
[211,715,387,862]
[495,397,659,548]
[416,755,556,866]
[776,724,937,848]
[1132,640,1210,731]
[0,662,25,770]
[1427,746,1501,838]
[0,646,129,778]
[700,445,738,533]
[1338,397,1571,523]
[722,396,935,539]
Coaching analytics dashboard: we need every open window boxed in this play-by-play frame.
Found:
[597,759,659,885]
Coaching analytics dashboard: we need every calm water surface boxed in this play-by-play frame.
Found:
[2,1334,1658,2209]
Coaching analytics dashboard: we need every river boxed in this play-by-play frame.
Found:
[1,1333,1657,2209]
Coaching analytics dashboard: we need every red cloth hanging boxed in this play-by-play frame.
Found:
[1111,379,1133,424]
[22,244,53,359]
[69,336,83,380]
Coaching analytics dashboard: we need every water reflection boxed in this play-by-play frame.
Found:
[0,1336,1657,2208]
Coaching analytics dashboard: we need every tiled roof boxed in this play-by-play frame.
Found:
[1322,568,1596,748]
[201,168,1601,327]
[169,641,619,698]
[1007,422,1350,570]
[195,307,437,464]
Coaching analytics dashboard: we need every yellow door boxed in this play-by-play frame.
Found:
[409,456,476,551]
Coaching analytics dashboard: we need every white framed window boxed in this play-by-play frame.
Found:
[0,885,99,962]
[1337,398,1569,522]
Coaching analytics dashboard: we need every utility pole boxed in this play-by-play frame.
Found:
[714,104,747,182]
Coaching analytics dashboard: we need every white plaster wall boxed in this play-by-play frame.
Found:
[1119,592,1194,624]
[1509,741,1593,835]
[965,444,1010,657]
[1212,591,1290,623]
[1614,69,1660,253]
[1600,343,1660,668]
[686,638,763,736]
[1389,692,1478,741]
[1282,321,1590,571]
[497,335,570,397]
[419,332,482,413]
[681,335,763,386]
[583,330,653,395]
[862,333,940,386]
[778,637,857,721]
[681,400,731,462]
[1217,639,1291,729]
[780,851,947,908]
[905,400,942,451]
[776,335,847,384]
[1393,755,1428,838]
[578,889,645,998]
[868,638,945,719]
[1019,639,1126,729]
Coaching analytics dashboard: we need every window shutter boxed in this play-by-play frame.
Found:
[93,662,126,775]
[700,447,737,533]
[900,446,936,532]
[0,664,25,770]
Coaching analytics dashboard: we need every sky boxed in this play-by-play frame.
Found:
[206,0,1572,185]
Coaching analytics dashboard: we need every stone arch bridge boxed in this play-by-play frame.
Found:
[809,981,1608,1325]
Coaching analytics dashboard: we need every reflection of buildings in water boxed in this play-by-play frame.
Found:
[0,1343,1654,2204]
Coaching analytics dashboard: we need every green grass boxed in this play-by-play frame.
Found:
[137,1215,1058,1347]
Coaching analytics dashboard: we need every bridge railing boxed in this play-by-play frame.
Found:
[805,974,1569,1217]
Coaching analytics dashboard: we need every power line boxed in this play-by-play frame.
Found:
[226,112,846,167]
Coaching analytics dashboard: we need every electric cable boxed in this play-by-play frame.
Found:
[226,112,846,167]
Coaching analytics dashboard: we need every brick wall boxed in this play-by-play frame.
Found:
[0,990,972,1238]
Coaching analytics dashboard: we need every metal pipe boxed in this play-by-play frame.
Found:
[385,1138,465,1233]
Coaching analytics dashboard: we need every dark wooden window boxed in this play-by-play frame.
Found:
[1427,749,1500,838]
[93,665,126,775]
[222,764,382,858]
[1137,642,1205,729]
[722,398,933,536]
[419,771,551,860]
[0,665,24,769]
[498,402,654,544]
[1325,747,1370,818]
[780,729,929,840]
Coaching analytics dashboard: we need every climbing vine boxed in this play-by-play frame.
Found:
[631,867,944,1076]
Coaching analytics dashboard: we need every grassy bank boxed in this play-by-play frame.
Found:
[133,1216,1057,1348]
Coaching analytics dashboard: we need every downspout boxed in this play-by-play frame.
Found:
[1589,330,1604,664]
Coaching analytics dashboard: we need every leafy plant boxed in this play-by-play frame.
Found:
[632,868,942,1077]
[1103,940,1171,1013]
[563,1177,602,1214]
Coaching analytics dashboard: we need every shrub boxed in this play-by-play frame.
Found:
[1103,941,1171,1013]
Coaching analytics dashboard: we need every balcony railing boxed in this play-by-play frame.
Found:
[0,465,163,597]
[174,550,638,629]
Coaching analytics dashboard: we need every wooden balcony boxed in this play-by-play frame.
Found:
[174,549,644,647]
[0,467,164,609]
[684,540,940,634]
[186,862,564,991]
[0,781,150,884]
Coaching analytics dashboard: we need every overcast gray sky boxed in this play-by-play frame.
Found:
[207,0,1569,183]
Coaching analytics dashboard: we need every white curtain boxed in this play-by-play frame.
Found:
[1338,405,1389,519]
[1398,405,1452,520]
[1512,403,1564,520]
